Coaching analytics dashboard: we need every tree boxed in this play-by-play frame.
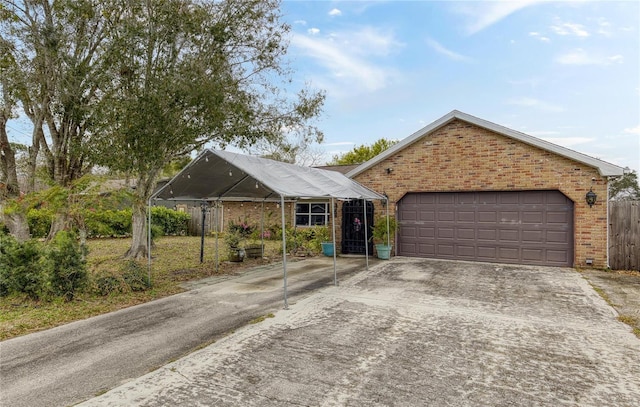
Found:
[90,0,324,258]
[1,0,125,238]
[245,133,326,166]
[610,170,640,200]
[330,138,398,165]
[0,28,30,240]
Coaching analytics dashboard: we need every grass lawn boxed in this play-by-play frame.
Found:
[0,236,284,341]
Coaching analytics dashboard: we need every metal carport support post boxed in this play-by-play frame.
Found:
[280,194,289,310]
[331,197,337,285]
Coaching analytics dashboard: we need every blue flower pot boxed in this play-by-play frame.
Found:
[375,244,392,260]
[321,242,335,256]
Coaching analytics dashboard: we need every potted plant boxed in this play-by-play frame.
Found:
[224,229,245,262]
[244,230,265,259]
[312,226,334,257]
[371,216,398,260]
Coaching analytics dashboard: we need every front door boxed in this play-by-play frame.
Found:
[341,200,374,255]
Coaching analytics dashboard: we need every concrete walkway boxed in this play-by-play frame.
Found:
[79,258,640,406]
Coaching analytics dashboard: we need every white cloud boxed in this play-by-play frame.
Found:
[290,29,400,93]
[307,28,320,35]
[426,38,472,62]
[550,20,590,37]
[556,48,624,65]
[507,97,565,112]
[328,8,342,17]
[596,18,612,37]
[294,20,307,26]
[624,125,640,135]
[454,1,542,35]
[529,32,550,42]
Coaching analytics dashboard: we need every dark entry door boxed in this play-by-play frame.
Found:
[342,200,374,255]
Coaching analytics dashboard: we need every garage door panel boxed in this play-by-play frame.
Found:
[500,211,519,223]
[522,229,544,242]
[398,191,573,266]
[477,229,497,240]
[400,226,416,238]
[400,210,418,221]
[457,228,475,240]
[456,245,475,257]
[439,211,454,221]
[458,211,475,222]
[499,247,520,260]
[437,244,454,256]
[522,248,544,261]
[419,243,435,256]
[419,194,435,204]
[419,227,435,238]
[438,194,454,204]
[438,228,454,239]
[547,250,570,263]
[522,211,544,224]
[478,211,497,222]
[498,193,518,204]
[477,246,497,259]
[420,211,435,221]
[547,230,569,243]
[499,229,519,242]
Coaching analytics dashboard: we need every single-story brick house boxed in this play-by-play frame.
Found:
[346,110,624,268]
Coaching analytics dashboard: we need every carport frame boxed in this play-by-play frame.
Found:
[149,149,387,309]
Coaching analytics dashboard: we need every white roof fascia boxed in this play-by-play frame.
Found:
[346,110,624,178]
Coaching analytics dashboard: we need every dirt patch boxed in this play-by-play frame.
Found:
[581,269,640,337]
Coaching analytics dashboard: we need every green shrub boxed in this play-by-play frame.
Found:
[45,231,88,301]
[27,208,54,238]
[151,206,189,236]
[122,261,150,291]
[93,272,127,296]
[0,234,46,300]
[92,261,150,296]
[85,209,132,237]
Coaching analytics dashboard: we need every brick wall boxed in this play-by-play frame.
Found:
[353,119,609,268]
[222,201,294,232]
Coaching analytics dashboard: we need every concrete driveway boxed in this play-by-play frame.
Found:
[80,257,640,406]
[0,257,374,407]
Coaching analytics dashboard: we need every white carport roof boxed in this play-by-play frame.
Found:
[152,149,385,202]
[150,149,386,310]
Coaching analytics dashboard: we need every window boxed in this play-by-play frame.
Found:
[295,202,330,226]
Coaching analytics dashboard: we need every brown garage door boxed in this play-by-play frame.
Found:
[397,191,574,266]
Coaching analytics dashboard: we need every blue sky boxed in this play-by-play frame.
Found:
[282,0,640,171]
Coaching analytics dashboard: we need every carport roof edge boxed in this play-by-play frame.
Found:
[152,149,385,202]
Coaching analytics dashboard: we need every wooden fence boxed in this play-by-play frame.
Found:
[609,200,640,271]
[185,205,224,236]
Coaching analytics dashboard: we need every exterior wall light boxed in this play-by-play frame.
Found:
[585,188,597,207]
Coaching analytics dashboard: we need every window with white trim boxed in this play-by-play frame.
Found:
[295,202,329,226]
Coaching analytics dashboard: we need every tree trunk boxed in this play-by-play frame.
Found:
[126,199,149,259]
[2,212,31,242]
[125,169,160,260]
[1,110,30,241]
[48,212,70,241]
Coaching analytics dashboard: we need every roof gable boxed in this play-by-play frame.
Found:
[346,110,624,178]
